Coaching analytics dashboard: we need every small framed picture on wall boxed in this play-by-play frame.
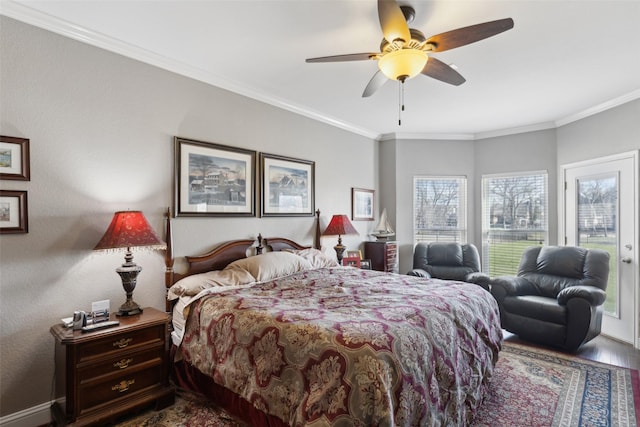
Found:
[0,136,30,181]
[0,190,28,234]
[352,188,374,221]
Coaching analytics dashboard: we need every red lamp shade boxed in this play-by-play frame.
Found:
[94,211,165,317]
[322,214,358,237]
[94,211,165,251]
[322,214,358,265]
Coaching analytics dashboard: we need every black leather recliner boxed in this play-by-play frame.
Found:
[490,245,610,352]
[407,242,490,289]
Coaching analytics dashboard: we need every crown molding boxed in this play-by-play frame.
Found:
[0,1,379,140]
[554,89,640,127]
[473,122,557,140]
[378,132,475,142]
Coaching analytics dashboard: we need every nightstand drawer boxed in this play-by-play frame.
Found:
[78,346,164,381]
[77,324,165,363]
[78,365,163,415]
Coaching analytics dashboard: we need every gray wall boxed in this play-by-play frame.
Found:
[557,99,640,164]
[0,17,377,417]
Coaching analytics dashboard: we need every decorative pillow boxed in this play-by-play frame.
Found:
[286,248,339,268]
[225,251,312,282]
[168,268,256,300]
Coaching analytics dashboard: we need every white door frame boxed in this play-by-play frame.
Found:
[560,150,639,349]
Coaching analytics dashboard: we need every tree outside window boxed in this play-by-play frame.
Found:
[413,177,467,244]
[482,172,548,276]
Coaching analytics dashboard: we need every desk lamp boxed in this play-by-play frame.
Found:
[322,214,358,265]
[94,211,165,316]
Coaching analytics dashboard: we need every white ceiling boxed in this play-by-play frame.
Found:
[3,0,640,140]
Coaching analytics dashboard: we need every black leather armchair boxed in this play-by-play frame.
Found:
[490,245,610,352]
[407,242,490,289]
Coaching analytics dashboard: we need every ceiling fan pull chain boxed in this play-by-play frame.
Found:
[398,80,402,126]
[398,80,406,126]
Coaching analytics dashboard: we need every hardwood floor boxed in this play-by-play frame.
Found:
[503,331,640,370]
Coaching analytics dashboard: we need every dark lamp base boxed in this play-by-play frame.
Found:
[116,300,143,317]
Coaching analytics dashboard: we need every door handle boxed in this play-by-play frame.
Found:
[621,257,632,264]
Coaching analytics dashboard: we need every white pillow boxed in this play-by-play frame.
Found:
[168,268,256,299]
[225,251,312,282]
[286,248,339,268]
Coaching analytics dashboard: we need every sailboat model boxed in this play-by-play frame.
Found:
[371,208,395,240]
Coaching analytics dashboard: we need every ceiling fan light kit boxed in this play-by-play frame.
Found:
[378,49,428,82]
[306,0,514,123]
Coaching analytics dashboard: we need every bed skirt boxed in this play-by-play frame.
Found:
[171,348,287,427]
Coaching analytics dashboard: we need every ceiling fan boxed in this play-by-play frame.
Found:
[306,0,514,98]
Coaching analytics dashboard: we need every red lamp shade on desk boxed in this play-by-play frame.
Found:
[322,214,358,265]
[94,211,165,316]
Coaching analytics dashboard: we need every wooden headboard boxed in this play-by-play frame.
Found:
[163,208,322,311]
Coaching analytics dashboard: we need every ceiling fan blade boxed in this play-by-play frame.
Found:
[362,70,388,97]
[378,0,411,44]
[421,57,466,86]
[306,53,377,63]
[426,18,514,52]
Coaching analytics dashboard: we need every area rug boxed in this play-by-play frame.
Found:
[116,342,640,427]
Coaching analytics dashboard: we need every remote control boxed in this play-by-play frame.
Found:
[81,320,120,332]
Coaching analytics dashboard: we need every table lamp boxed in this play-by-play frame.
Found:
[94,211,165,316]
[322,214,358,265]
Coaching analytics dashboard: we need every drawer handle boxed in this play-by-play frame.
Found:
[113,338,133,349]
[113,358,133,369]
[112,379,135,393]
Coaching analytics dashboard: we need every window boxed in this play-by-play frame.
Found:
[481,172,548,276]
[413,176,467,244]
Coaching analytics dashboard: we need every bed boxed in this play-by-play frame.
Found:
[163,210,503,426]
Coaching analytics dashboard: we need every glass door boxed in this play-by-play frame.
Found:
[564,151,638,346]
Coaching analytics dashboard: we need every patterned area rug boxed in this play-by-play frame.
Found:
[116,342,640,427]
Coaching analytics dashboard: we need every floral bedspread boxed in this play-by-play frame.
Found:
[180,267,502,426]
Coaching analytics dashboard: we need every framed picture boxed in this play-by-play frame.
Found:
[174,137,256,217]
[0,190,28,234]
[360,259,372,270]
[260,153,315,217]
[342,256,361,268]
[346,250,362,259]
[352,188,374,221]
[0,136,30,181]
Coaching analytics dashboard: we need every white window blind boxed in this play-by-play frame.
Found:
[413,176,467,244]
[481,172,548,276]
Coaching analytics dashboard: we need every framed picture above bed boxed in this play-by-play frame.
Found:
[174,137,256,217]
[260,153,315,217]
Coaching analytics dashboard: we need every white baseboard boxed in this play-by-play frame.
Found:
[0,402,51,427]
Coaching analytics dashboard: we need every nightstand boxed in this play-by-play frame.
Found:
[50,307,175,426]
[364,241,399,273]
